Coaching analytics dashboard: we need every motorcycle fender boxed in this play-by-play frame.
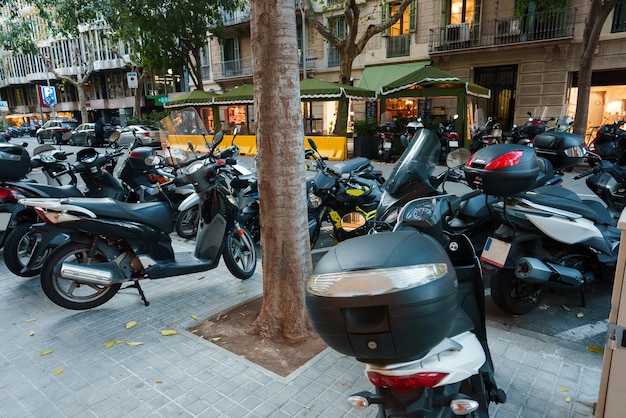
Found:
[525,214,603,244]
[364,332,486,388]
[178,193,199,212]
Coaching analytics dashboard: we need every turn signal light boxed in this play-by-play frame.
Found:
[366,371,449,393]
[346,395,369,409]
[450,399,479,415]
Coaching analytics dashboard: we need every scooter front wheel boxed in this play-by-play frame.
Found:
[175,205,199,239]
[3,222,46,277]
[222,226,257,280]
[490,268,547,315]
[40,242,122,310]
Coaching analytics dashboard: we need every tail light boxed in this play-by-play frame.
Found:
[367,371,449,392]
[467,150,522,170]
[0,188,25,201]
[143,132,151,137]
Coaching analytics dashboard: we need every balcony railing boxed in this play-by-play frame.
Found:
[224,9,250,26]
[429,8,575,53]
[386,34,411,58]
[213,58,253,79]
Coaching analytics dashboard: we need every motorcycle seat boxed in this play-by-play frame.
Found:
[18,183,83,198]
[331,157,371,175]
[523,186,608,224]
[58,197,173,232]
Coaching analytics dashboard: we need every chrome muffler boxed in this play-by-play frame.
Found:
[59,261,125,285]
[515,257,584,287]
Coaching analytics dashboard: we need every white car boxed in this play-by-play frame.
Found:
[117,125,160,146]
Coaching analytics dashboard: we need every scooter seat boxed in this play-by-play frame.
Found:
[17,183,83,198]
[523,186,606,224]
[331,157,371,175]
[59,197,173,233]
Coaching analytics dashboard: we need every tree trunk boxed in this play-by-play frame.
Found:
[573,0,617,137]
[247,0,312,342]
[77,83,88,123]
[134,72,148,119]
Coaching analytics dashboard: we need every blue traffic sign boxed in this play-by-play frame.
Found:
[41,86,57,107]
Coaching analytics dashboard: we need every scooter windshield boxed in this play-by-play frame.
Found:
[384,128,440,196]
[158,107,211,149]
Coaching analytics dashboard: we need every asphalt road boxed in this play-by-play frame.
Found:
[5,135,614,352]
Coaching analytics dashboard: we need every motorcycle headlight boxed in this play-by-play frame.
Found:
[308,193,322,208]
[307,264,449,297]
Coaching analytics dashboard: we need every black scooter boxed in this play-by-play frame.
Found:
[20,109,257,310]
[306,193,506,416]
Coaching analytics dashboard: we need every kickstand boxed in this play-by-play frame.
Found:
[123,281,150,306]
[579,287,586,308]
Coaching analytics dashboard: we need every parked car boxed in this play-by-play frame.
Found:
[36,119,79,144]
[69,122,117,146]
[117,124,160,146]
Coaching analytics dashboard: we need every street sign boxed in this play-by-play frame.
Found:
[0,101,8,112]
[127,72,138,89]
[40,85,57,107]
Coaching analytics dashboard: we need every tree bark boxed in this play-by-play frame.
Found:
[247,0,312,343]
[573,0,617,137]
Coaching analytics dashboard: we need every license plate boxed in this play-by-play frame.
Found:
[448,140,459,148]
[0,212,10,231]
[383,142,392,150]
[480,237,511,268]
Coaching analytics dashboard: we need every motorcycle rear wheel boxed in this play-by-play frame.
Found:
[3,222,45,277]
[222,226,256,280]
[40,242,122,310]
[175,205,199,239]
[490,268,547,315]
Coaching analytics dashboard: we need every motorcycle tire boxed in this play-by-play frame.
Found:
[175,205,199,239]
[40,241,122,310]
[222,226,256,280]
[383,150,392,163]
[490,268,548,315]
[3,222,45,277]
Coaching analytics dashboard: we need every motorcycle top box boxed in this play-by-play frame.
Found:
[464,144,539,195]
[306,232,458,364]
[0,143,31,179]
[128,146,156,171]
[533,132,586,170]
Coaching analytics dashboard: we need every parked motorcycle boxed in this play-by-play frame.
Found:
[468,134,616,315]
[437,114,462,158]
[399,117,424,148]
[19,109,257,310]
[511,111,554,146]
[306,138,385,247]
[587,120,626,162]
[379,122,395,163]
[470,116,500,152]
[306,192,506,416]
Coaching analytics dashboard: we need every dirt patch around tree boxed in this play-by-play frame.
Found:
[189,297,328,377]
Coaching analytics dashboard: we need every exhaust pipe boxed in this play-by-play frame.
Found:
[515,257,584,287]
[59,261,125,285]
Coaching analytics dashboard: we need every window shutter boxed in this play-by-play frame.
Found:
[409,0,417,33]
[382,3,390,37]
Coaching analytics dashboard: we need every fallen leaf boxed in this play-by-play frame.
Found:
[190,314,198,321]
[126,341,144,346]
[560,387,569,392]
[155,380,163,384]
[586,345,604,354]
[236,289,248,294]
[40,350,53,356]
[239,313,246,317]
[538,304,550,310]
[25,318,37,323]
[197,275,205,280]
[577,312,584,318]
[104,340,116,349]
[54,369,64,376]
[116,340,125,344]
[565,396,572,403]
[562,305,571,311]
[125,321,138,329]
[211,337,221,342]
[159,329,178,336]
[29,331,35,336]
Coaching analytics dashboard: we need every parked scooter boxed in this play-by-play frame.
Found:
[470,116,500,152]
[437,114,462,158]
[306,192,507,416]
[19,109,257,310]
[379,122,396,163]
[400,117,424,148]
[587,120,626,162]
[468,134,617,315]
[511,111,554,145]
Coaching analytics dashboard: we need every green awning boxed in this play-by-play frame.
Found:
[164,90,218,108]
[212,84,255,105]
[300,78,376,100]
[357,61,431,94]
[381,65,491,99]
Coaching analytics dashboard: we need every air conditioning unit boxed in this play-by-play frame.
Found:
[444,23,470,45]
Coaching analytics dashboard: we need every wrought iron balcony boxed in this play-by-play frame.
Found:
[224,9,250,26]
[429,8,575,53]
[213,58,254,80]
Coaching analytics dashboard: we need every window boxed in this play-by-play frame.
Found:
[383,1,416,57]
[449,0,474,25]
[328,16,345,67]
[612,0,626,33]
[221,38,241,77]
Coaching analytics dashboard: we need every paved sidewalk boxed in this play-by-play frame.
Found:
[0,239,603,417]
